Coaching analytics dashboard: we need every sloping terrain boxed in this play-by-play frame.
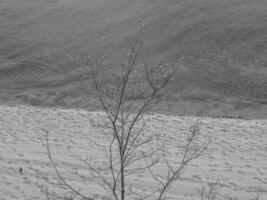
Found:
[0,105,266,199]
[0,0,267,117]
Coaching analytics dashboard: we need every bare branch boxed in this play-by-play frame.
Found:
[43,129,94,200]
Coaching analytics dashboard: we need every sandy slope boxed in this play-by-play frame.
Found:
[1,0,267,116]
[0,105,266,200]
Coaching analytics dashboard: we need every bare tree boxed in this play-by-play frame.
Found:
[196,177,227,200]
[41,31,210,200]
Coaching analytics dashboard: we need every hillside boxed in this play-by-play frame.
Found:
[0,105,266,199]
[0,0,267,118]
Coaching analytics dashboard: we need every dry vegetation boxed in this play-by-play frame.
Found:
[0,1,267,199]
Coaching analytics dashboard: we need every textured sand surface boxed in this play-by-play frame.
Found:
[1,0,267,117]
[0,105,266,199]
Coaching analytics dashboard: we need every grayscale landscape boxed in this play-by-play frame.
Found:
[0,105,266,199]
[0,0,266,199]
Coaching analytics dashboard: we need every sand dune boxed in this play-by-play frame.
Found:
[1,0,267,117]
[0,105,266,199]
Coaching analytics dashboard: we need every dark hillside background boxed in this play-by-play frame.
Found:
[0,0,267,118]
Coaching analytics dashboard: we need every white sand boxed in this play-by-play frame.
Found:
[0,105,266,200]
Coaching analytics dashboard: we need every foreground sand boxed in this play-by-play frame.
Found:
[0,105,266,200]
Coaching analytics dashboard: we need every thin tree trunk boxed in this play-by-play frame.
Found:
[120,154,125,200]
